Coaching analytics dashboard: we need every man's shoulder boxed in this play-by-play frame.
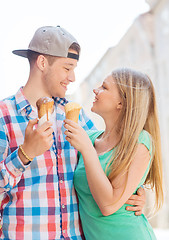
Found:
[0,94,15,104]
[0,94,16,115]
[79,108,96,130]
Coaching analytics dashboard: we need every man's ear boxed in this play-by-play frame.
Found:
[36,55,47,71]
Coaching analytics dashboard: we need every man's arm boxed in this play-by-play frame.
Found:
[0,120,25,193]
[0,118,53,193]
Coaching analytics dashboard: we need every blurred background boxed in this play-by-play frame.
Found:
[0,0,169,239]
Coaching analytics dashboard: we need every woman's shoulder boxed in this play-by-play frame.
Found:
[138,129,152,152]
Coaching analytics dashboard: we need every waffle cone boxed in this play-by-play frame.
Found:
[65,102,82,123]
[36,97,54,124]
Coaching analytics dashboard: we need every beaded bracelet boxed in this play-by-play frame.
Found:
[19,145,34,162]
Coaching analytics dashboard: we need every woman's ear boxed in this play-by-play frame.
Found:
[117,101,123,110]
[36,55,47,71]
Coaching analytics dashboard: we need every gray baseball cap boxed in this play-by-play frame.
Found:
[12,25,80,60]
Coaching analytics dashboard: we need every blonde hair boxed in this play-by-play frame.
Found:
[106,68,163,212]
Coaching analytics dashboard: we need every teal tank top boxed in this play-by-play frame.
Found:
[74,130,157,240]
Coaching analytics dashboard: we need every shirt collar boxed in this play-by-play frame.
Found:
[53,97,68,106]
[15,87,69,114]
[15,87,31,114]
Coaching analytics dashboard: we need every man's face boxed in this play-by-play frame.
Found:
[42,49,78,98]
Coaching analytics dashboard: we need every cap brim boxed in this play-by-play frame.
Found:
[12,50,28,58]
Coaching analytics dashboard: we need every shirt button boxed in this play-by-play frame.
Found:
[60,180,63,183]
[27,106,31,111]
[19,168,23,171]
[63,230,66,234]
[62,204,65,209]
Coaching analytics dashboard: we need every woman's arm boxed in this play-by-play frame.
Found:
[101,144,150,215]
[64,119,149,216]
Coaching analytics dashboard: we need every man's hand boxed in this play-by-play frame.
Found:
[125,186,146,216]
[19,119,54,164]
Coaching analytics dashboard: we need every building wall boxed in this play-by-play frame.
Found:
[71,0,169,229]
[151,0,169,228]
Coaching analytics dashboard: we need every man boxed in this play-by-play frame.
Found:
[0,26,145,239]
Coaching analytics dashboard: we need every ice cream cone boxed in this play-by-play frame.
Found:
[65,102,82,123]
[36,97,54,126]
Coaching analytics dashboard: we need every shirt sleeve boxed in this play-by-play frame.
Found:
[138,130,152,155]
[136,130,153,187]
[79,108,97,131]
[0,117,26,194]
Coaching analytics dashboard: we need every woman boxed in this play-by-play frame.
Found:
[64,68,163,240]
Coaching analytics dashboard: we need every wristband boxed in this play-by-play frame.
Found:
[19,145,34,162]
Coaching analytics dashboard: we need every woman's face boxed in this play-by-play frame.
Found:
[91,75,122,118]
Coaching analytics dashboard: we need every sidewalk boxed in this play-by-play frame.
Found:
[154,228,169,240]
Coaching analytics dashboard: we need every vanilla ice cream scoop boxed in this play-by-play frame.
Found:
[65,102,82,123]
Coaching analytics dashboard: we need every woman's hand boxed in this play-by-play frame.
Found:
[64,119,93,154]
